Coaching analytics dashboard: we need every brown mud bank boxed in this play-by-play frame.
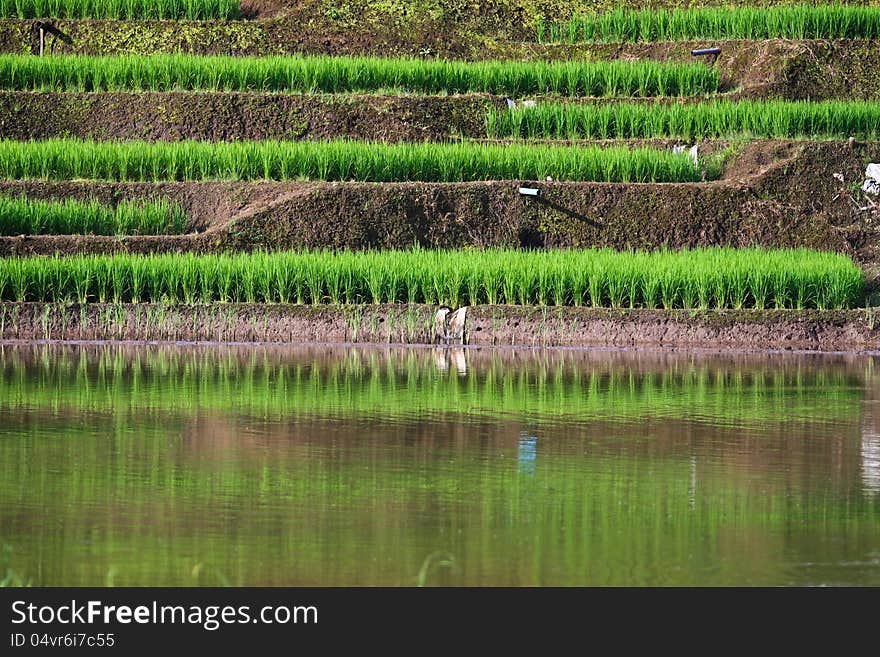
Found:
[1,141,878,261]
[3,302,880,352]
[0,91,501,142]
[1,13,877,99]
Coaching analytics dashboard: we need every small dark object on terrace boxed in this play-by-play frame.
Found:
[691,46,721,65]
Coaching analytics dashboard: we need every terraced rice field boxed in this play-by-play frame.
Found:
[3,1,880,596]
[0,0,877,332]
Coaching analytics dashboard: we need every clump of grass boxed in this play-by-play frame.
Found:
[0,248,864,310]
[537,4,880,42]
[0,139,703,183]
[487,99,880,140]
[0,196,187,236]
[0,54,720,97]
[0,0,240,19]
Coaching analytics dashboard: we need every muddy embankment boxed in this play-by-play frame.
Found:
[0,141,878,262]
[2,302,880,352]
[0,92,502,142]
[1,13,878,99]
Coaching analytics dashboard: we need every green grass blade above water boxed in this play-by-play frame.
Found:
[0,248,864,310]
[487,99,880,139]
[0,139,703,183]
[0,196,187,236]
[538,4,880,42]
[0,54,720,97]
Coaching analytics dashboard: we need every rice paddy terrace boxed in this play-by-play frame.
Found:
[2,0,880,349]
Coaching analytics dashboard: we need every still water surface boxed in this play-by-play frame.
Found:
[1,343,879,586]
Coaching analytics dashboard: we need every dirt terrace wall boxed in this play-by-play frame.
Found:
[0,91,500,142]
[0,179,849,256]
[2,303,880,352]
[220,180,848,253]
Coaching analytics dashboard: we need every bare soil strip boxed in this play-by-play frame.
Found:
[2,302,879,352]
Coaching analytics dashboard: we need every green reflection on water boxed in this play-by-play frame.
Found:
[0,345,866,426]
[1,344,878,586]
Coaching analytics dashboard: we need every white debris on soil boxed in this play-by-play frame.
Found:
[862,163,880,196]
[505,99,536,110]
[672,144,699,167]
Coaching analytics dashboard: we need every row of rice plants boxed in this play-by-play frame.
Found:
[0,139,704,183]
[0,55,720,97]
[536,4,880,42]
[0,196,186,235]
[487,99,880,139]
[0,0,240,19]
[0,248,864,309]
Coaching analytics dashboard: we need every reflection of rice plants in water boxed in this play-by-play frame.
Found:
[0,54,720,97]
[536,5,880,42]
[0,544,28,587]
[0,248,864,309]
[0,345,864,427]
[1,345,877,586]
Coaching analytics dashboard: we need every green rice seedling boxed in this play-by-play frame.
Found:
[0,139,704,183]
[365,254,386,304]
[772,268,792,310]
[536,264,554,306]
[111,262,126,304]
[659,266,680,311]
[606,262,630,309]
[93,257,111,303]
[551,264,570,307]
[0,248,864,310]
[0,54,719,97]
[487,99,880,140]
[587,259,605,308]
[750,266,770,311]
[0,0,240,19]
[728,266,750,310]
[641,269,660,310]
[465,266,482,307]
[712,268,728,311]
[403,259,423,305]
[540,5,880,43]
[325,255,350,305]
[679,269,698,310]
[0,196,186,236]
